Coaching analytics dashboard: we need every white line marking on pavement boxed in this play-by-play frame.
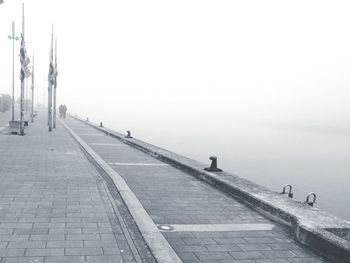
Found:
[89,143,125,146]
[109,162,170,166]
[157,223,275,232]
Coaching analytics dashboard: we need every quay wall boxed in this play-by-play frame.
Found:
[72,115,350,263]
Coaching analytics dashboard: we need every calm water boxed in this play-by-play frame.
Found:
[84,111,350,221]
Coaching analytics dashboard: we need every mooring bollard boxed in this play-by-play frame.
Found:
[100,122,103,127]
[125,130,133,138]
[281,184,293,198]
[204,156,222,172]
[306,192,317,206]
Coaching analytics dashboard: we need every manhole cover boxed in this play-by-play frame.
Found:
[157,225,174,231]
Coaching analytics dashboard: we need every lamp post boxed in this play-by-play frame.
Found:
[8,21,20,122]
[31,51,34,123]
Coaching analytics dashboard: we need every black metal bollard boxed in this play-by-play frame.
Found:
[204,156,222,172]
[306,192,316,206]
[100,122,103,127]
[125,130,133,138]
[281,184,293,198]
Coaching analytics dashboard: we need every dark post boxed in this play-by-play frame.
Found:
[204,156,222,172]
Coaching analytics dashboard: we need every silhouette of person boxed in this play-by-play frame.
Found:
[59,105,63,118]
[62,104,67,118]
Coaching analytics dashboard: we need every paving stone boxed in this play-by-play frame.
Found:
[7,241,46,248]
[49,228,81,235]
[82,228,113,234]
[30,234,65,241]
[46,241,83,248]
[44,256,85,263]
[66,223,98,228]
[25,248,64,257]
[100,234,116,240]
[66,234,100,241]
[85,255,124,262]
[177,252,198,261]
[0,235,29,241]
[243,237,276,244]
[0,242,8,248]
[261,250,297,258]
[103,247,122,255]
[195,251,233,260]
[230,251,266,260]
[18,218,50,223]
[0,229,16,235]
[83,240,118,248]
[172,245,209,252]
[237,243,273,251]
[205,244,243,252]
[0,249,25,257]
[65,247,103,256]
[14,228,48,235]
[1,257,44,263]
[183,238,217,245]
[0,223,32,229]
[214,238,247,244]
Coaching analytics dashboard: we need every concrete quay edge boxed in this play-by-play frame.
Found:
[72,115,350,263]
[61,119,183,263]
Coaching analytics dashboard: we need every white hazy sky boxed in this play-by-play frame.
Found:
[1,0,350,126]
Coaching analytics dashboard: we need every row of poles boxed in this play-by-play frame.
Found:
[8,3,58,135]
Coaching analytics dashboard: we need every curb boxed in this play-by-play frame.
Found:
[71,115,350,263]
[61,119,182,263]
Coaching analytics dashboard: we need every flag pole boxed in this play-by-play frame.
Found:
[9,21,20,122]
[31,50,34,123]
[48,25,53,132]
[25,78,28,115]
[53,37,57,129]
[19,3,25,135]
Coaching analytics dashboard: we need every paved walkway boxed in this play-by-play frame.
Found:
[0,114,154,263]
[64,117,329,263]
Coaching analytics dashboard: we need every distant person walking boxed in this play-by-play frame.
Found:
[62,104,67,118]
[59,105,63,118]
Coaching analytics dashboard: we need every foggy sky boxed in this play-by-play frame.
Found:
[1,0,350,129]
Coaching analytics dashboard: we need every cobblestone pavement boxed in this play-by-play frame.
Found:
[0,114,154,262]
[64,117,330,263]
